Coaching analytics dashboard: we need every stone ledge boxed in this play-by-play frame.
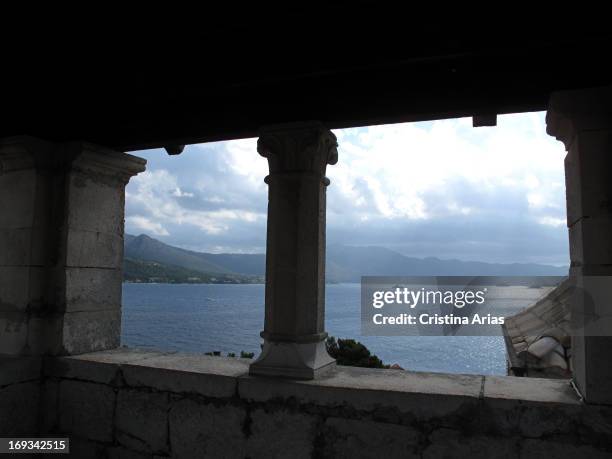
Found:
[48,348,582,411]
[121,352,251,398]
[239,366,484,419]
[42,348,612,455]
[484,375,579,405]
[45,347,173,385]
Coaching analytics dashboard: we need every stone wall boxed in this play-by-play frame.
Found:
[37,348,612,458]
[0,356,41,436]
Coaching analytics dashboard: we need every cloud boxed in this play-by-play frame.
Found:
[126,112,569,265]
[538,216,566,228]
[328,112,565,221]
[126,216,169,237]
[126,168,266,237]
[125,145,268,253]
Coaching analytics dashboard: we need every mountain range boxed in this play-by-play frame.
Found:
[124,234,568,283]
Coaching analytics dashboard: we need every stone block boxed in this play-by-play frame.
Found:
[0,266,45,312]
[578,404,612,438]
[0,227,48,267]
[0,169,37,229]
[0,228,30,266]
[0,267,28,311]
[63,267,122,312]
[574,336,612,404]
[520,439,611,459]
[247,409,316,459]
[27,313,63,355]
[169,398,246,459]
[59,380,115,442]
[565,129,612,225]
[40,378,59,434]
[65,230,124,268]
[107,446,151,459]
[68,437,107,459]
[569,217,612,266]
[239,366,482,420]
[66,170,125,235]
[324,417,420,459]
[47,348,170,385]
[547,87,612,145]
[482,397,579,438]
[0,311,28,354]
[423,429,518,459]
[482,376,581,436]
[46,356,121,385]
[483,375,579,405]
[122,354,248,398]
[61,309,121,354]
[0,355,41,386]
[116,389,169,454]
[63,347,170,365]
[0,381,40,435]
[569,276,612,324]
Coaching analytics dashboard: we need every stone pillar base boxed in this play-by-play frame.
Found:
[249,340,336,379]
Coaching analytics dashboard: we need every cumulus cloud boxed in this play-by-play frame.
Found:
[125,154,267,251]
[126,112,569,265]
[126,215,169,237]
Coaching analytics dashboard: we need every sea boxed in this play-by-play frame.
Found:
[121,283,548,376]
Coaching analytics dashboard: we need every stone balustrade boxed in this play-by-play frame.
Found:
[1,348,609,458]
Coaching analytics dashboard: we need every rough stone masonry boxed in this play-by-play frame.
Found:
[16,348,610,459]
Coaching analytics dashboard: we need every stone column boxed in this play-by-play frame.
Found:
[546,85,612,404]
[249,122,338,379]
[0,137,145,355]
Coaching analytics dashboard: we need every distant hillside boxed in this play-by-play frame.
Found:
[123,257,263,284]
[125,234,242,275]
[124,234,568,283]
[326,245,568,281]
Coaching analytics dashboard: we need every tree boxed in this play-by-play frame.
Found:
[325,336,389,369]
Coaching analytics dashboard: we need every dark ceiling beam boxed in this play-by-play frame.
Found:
[2,24,610,151]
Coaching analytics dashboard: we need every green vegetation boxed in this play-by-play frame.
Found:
[123,258,263,284]
[204,340,393,369]
[325,336,390,369]
[205,350,255,359]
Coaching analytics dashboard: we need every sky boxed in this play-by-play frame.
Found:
[125,112,569,266]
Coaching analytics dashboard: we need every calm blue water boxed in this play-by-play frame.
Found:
[121,283,534,375]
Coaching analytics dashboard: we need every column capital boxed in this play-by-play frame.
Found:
[63,142,147,185]
[0,136,53,173]
[257,121,338,175]
[546,85,612,150]
[0,137,146,184]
